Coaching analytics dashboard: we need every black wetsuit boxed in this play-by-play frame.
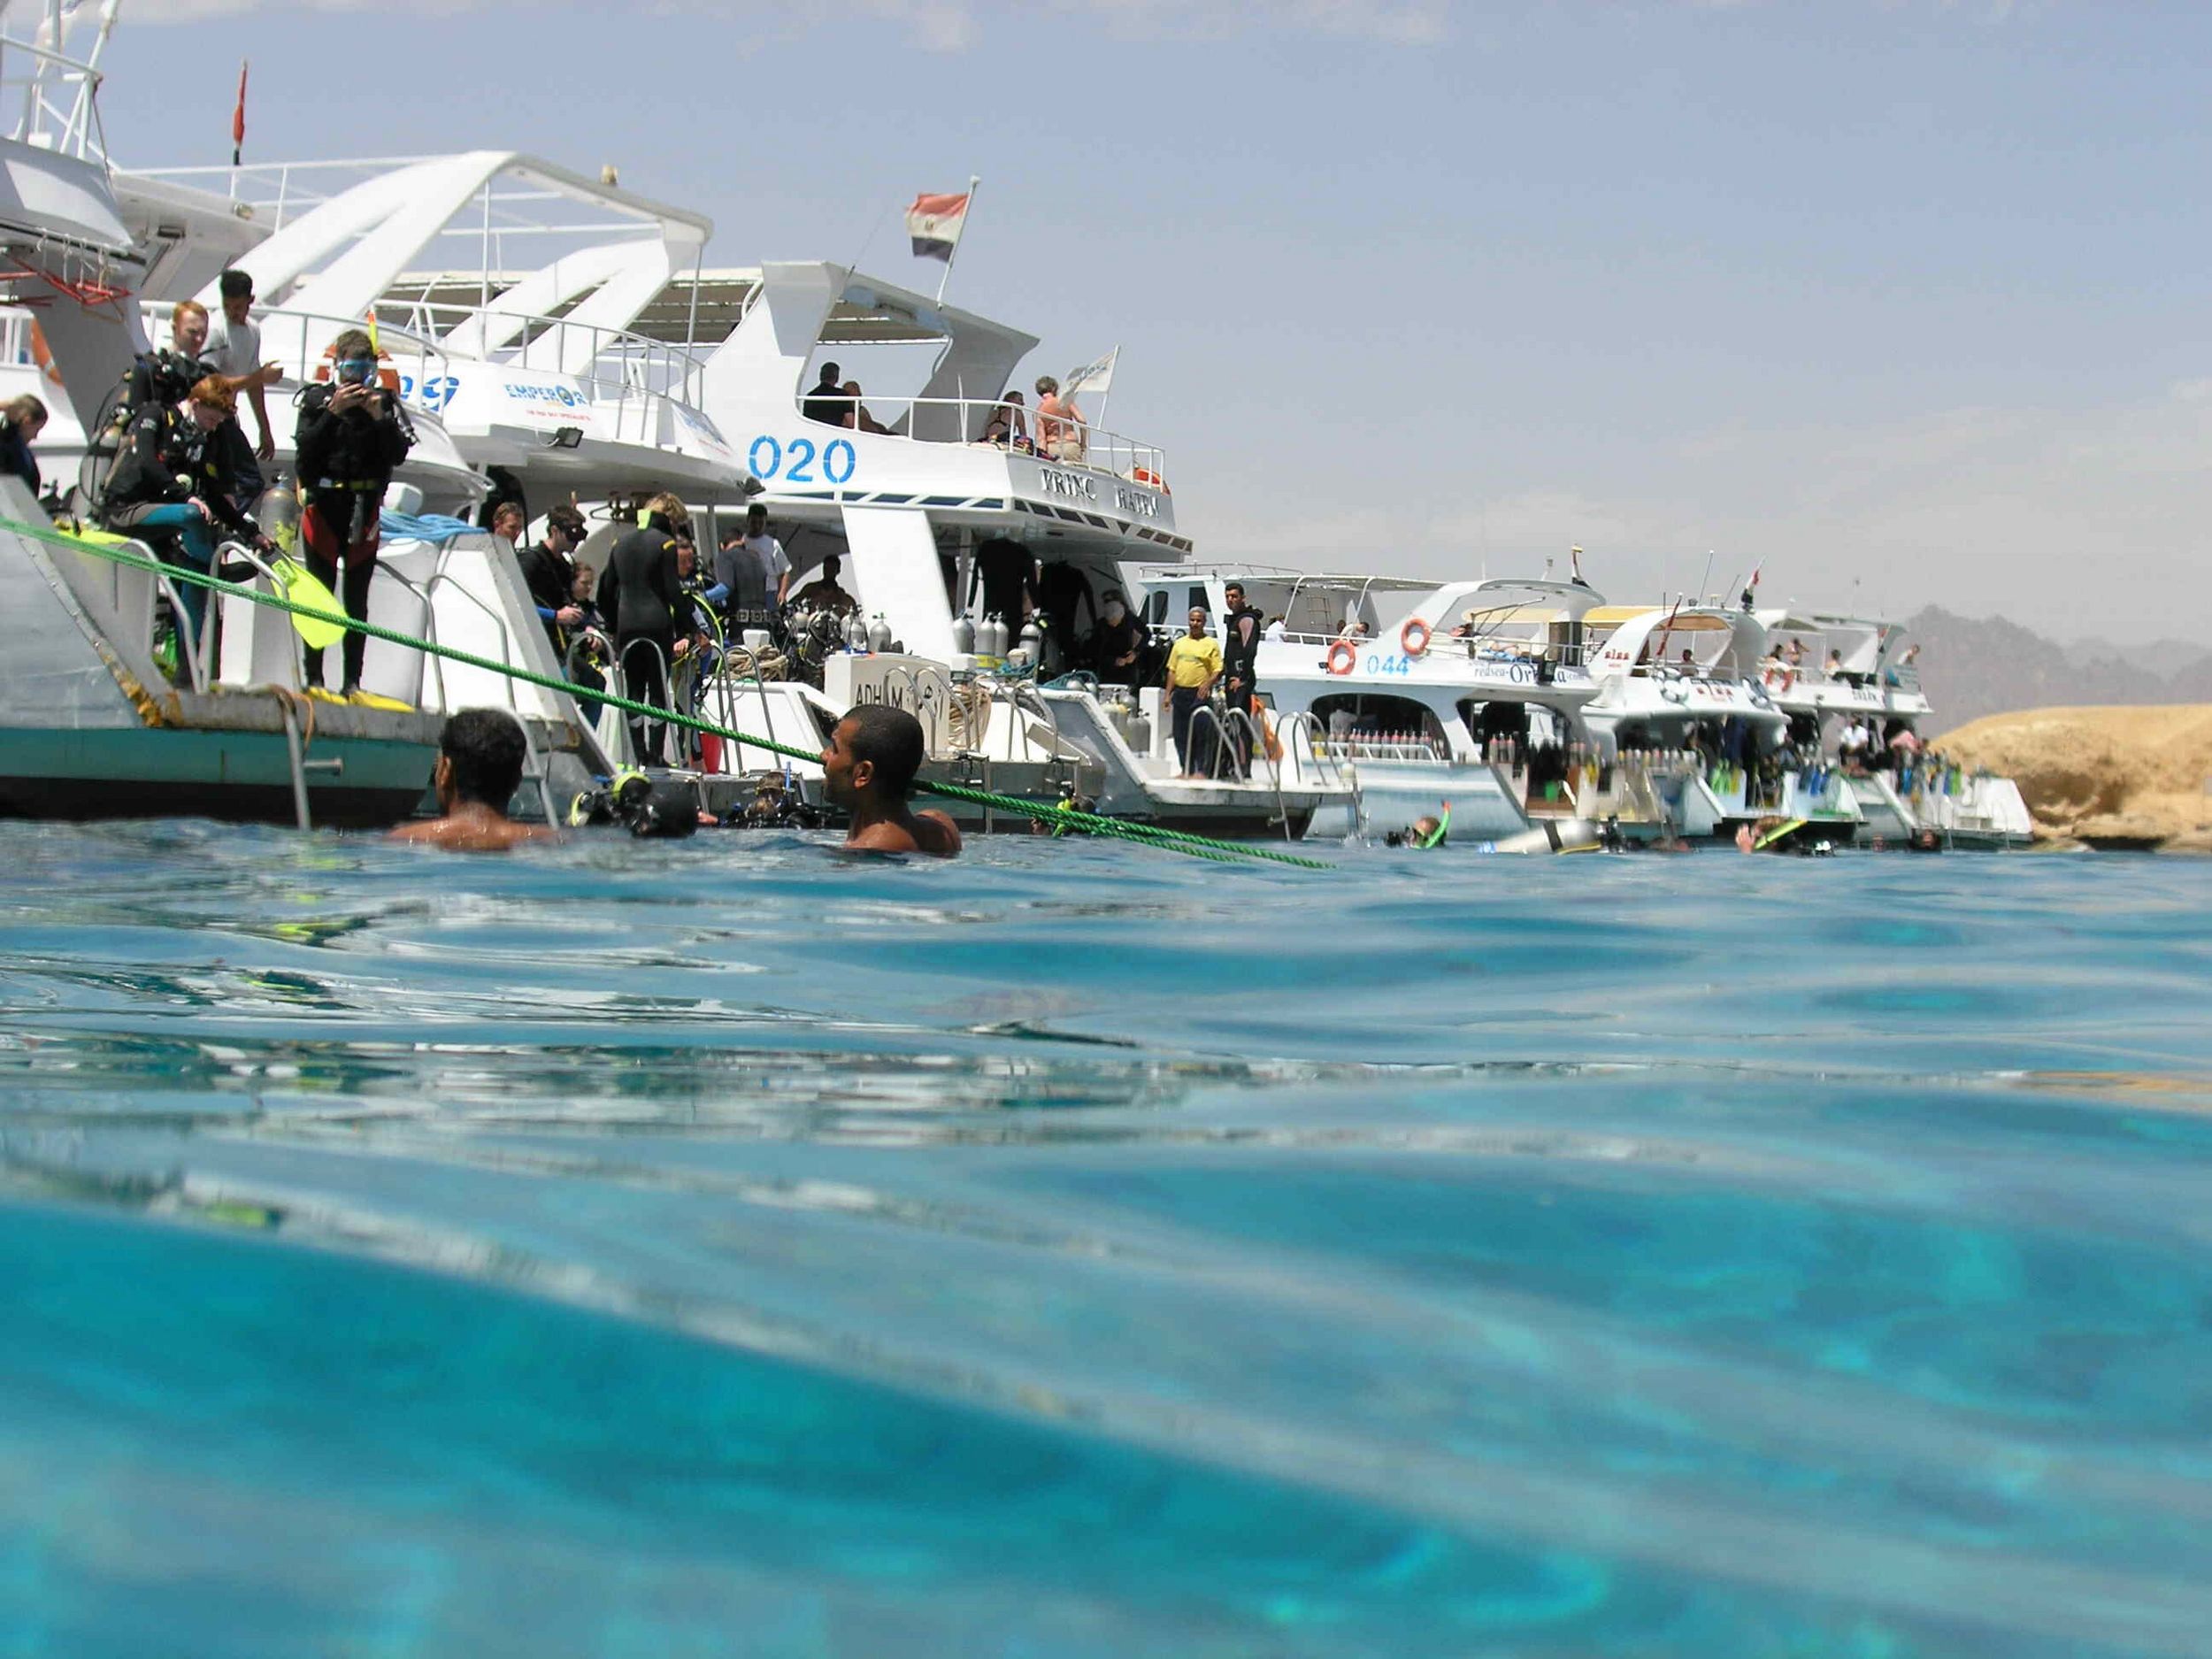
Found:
[1092,611,1143,683]
[101,402,260,644]
[1221,603,1263,772]
[975,539,1034,627]
[515,538,576,647]
[599,513,686,764]
[0,423,38,495]
[294,381,412,691]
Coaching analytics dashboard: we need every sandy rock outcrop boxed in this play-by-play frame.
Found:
[1938,706,2212,849]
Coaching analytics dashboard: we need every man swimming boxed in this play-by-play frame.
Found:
[388,708,558,852]
[821,703,962,858]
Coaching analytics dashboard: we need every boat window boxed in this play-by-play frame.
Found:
[1311,693,1448,748]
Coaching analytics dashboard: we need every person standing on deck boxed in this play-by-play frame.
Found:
[1164,605,1222,779]
[294,329,412,695]
[516,502,588,649]
[1220,580,1263,777]
[715,503,790,626]
[202,270,283,495]
[598,492,690,765]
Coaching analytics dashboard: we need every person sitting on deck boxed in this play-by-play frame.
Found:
[100,375,270,656]
[840,381,891,435]
[822,703,962,857]
[801,362,849,426]
[1033,375,1085,464]
[982,391,1030,449]
[389,708,557,852]
[792,554,859,616]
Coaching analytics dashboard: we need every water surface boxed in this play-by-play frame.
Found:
[3,821,2208,1656]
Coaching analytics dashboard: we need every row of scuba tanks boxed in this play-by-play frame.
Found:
[948,613,1044,659]
[835,611,898,655]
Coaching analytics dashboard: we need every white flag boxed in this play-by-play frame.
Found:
[1064,346,1118,396]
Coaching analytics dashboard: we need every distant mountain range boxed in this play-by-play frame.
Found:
[1909,607,2212,733]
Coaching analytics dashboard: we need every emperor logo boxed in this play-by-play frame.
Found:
[503,381,586,409]
[1039,468,1096,503]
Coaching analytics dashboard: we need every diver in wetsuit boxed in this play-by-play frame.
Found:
[294,329,413,693]
[100,375,270,656]
[598,491,690,765]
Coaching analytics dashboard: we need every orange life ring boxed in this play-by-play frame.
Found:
[1400,618,1432,657]
[27,320,63,387]
[1326,640,1357,676]
[1132,466,1169,494]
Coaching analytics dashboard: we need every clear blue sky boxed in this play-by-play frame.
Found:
[116,1,2212,638]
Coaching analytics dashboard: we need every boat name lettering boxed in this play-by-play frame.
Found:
[749,434,857,487]
[503,379,587,409]
[1039,467,1096,503]
[1112,484,1160,519]
[397,373,459,413]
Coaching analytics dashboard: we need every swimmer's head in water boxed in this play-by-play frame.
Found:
[824,703,925,806]
[439,708,527,810]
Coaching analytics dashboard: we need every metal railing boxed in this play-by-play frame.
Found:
[142,297,722,452]
[383,298,713,412]
[142,301,456,418]
[818,394,1166,484]
[1,12,110,162]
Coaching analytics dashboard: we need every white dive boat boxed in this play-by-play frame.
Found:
[0,6,606,826]
[1752,611,2031,849]
[1120,567,1610,841]
[611,257,1355,835]
[103,164,1348,834]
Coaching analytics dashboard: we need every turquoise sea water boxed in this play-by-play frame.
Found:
[2,820,2208,1657]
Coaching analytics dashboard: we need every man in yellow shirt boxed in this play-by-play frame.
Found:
[1164,605,1223,777]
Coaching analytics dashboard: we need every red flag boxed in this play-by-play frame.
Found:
[231,61,248,163]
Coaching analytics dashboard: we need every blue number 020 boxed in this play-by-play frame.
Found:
[748,434,860,488]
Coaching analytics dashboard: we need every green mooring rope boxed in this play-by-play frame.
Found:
[18,517,1334,871]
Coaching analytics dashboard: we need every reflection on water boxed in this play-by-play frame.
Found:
[3,820,2211,1656]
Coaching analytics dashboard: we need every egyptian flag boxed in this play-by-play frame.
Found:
[231,61,248,165]
[906,191,970,262]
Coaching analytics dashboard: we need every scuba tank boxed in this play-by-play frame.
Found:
[979,612,1004,657]
[867,611,893,653]
[1017,616,1041,658]
[845,611,869,652]
[950,612,976,655]
[254,471,302,555]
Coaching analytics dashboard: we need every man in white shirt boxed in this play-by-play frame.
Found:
[713,503,789,621]
[203,269,282,475]
[1837,718,1871,773]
